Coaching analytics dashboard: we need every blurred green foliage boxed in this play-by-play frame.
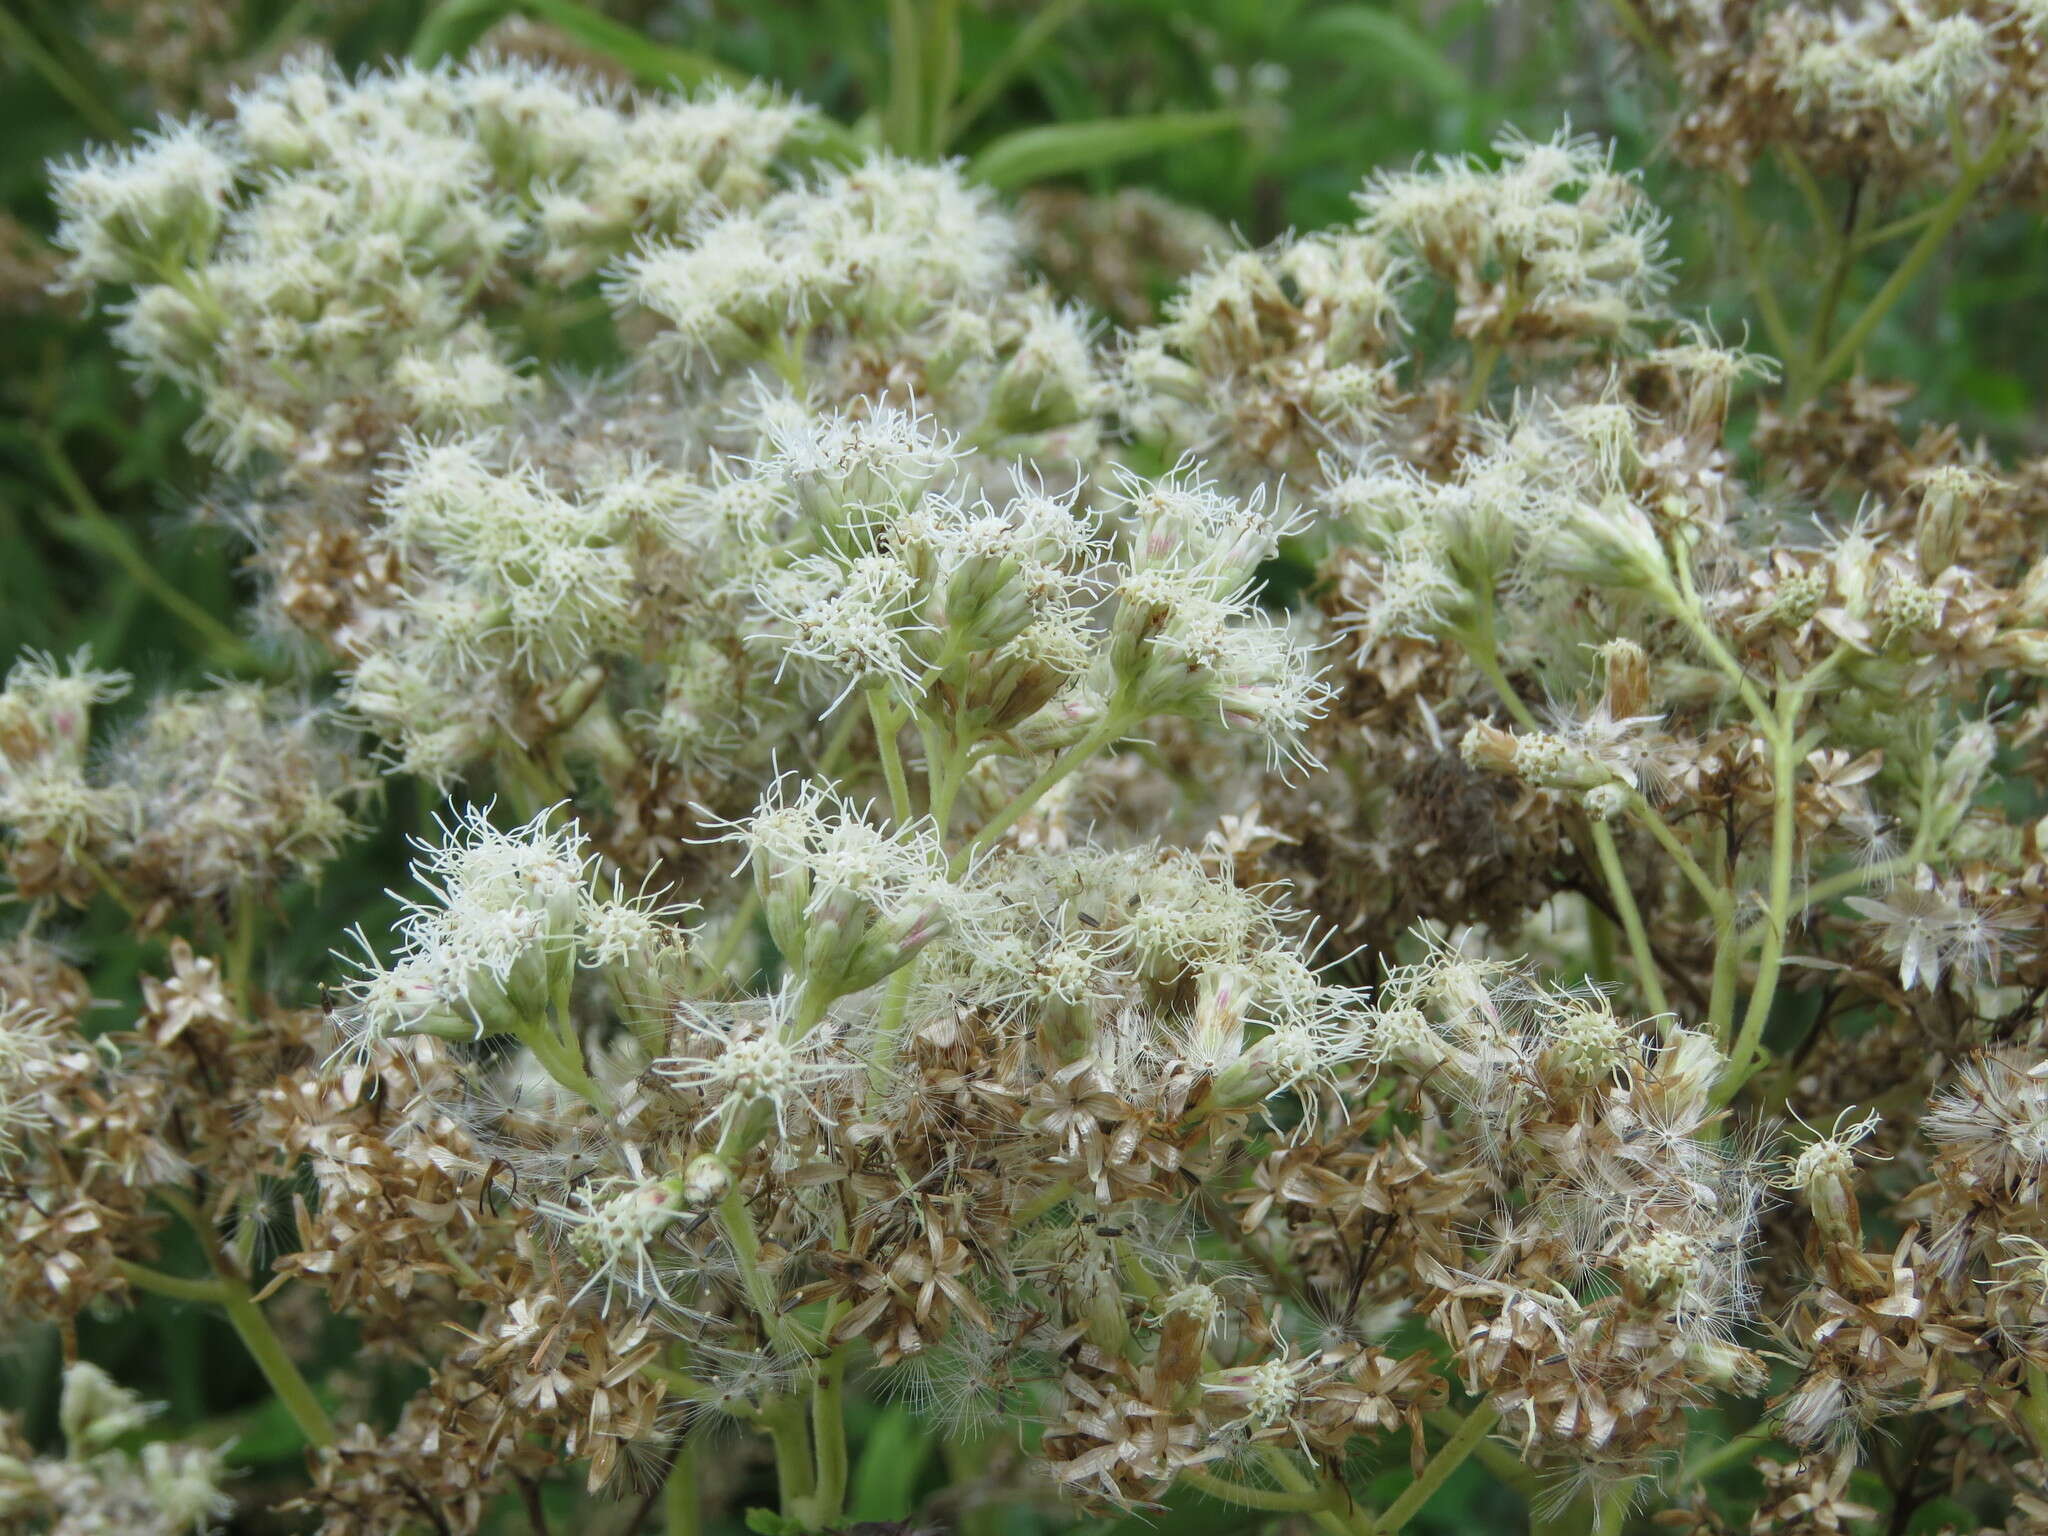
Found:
[2,0,2042,1530]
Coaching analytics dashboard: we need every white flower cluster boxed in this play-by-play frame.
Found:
[0,1363,231,1535]
[338,806,683,1051]
[51,56,814,465]
[1787,8,1998,140]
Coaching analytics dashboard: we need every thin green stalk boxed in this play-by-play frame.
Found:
[864,963,919,1092]
[514,1014,610,1114]
[1374,1401,1501,1533]
[869,689,914,823]
[221,1288,337,1448]
[1800,125,2016,402]
[1658,561,1774,725]
[761,1396,818,1517]
[1707,905,1742,1050]
[115,1258,233,1305]
[225,886,262,1015]
[1460,339,1503,413]
[155,1190,336,1447]
[886,0,925,154]
[1722,179,1799,366]
[954,711,1127,874]
[1681,1418,1776,1483]
[35,432,264,673]
[2022,1367,2048,1460]
[1777,147,1833,235]
[1746,854,1917,941]
[664,1437,700,1535]
[1455,596,1540,732]
[0,7,126,136]
[1602,0,1668,66]
[923,0,961,156]
[1589,819,1670,1018]
[1626,793,1727,917]
[717,1186,809,1356]
[1425,1407,1541,1502]
[803,1347,850,1528]
[943,0,1089,147]
[1255,1449,1373,1536]
[1716,704,1801,1102]
[1183,1468,1335,1513]
[1854,201,1946,252]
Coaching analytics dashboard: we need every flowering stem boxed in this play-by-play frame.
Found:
[954,710,1129,875]
[761,1395,818,1517]
[35,430,267,675]
[1254,1450,1373,1536]
[718,1186,808,1356]
[1716,693,1805,1102]
[1184,1468,1336,1512]
[1799,123,2016,404]
[868,688,915,824]
[514,1012,611,1115]
[155,1189,336,1448]
[114,1258,233,1305]
[1588,818,1670,1017]
[800,1345,850,1528]
[663,1437,700,1535]
[2021,1368,2048,1459]
[1626,792,1727,918]
[1373,1400,1500,1533]
[1680,1418,1776,1482]
[1455,596,1539,733]
[1722,178,1799,366]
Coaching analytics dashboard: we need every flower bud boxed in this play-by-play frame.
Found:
[682,1152,734,1208]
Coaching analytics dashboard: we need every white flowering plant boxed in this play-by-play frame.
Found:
[8,5,2048,1536]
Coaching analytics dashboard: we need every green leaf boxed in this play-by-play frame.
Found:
[742,1508,799,1536]
[1300,6,1468,103]
[967,110,1242,190]
[848,1405,936,1520]
[409,0,516,66]
[412,0,742,88]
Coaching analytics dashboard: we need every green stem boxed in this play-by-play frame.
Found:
[954,711,1127,874]
[1681,1418,1776,1483]
[35,431,264,673]
[1707,904,1742,1050]
[514,1013,610,1114]
[1625,792,1727,917]
[804,1348,850,1528]
[221,1288,337,1449]
[1588,818,1670,1018]
[1183,1468,1335,1513]
[886,0,924,154]
[1716,701,1801,1102]
[2022,1368,2048,1460]
[717,1186,808,1355]
[1257,1449,1372,1536]
[1460,339,1502,413]
[1425,1407,1540,1501]
[761,1396,818,1517]
[115,1258,233,1305]
[942,0,1089,146]
[664,1437,700,1535]
[0,8,126,136]
[1455,595,1540,732]
[1375,1402,1500,1533]
[154,1190,336,1447]
[869,689,914,824]
[1799,126,2016,403]
[1722,178,1799,367]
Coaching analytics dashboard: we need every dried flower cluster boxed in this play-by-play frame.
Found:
[12,43,2048,1536]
